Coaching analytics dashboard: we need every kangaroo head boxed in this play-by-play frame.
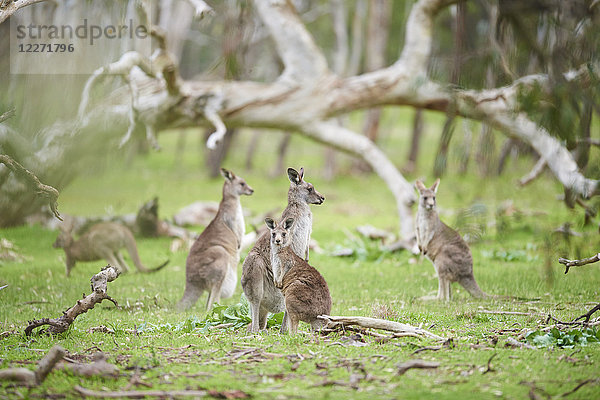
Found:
[265,217,294,248]
[287,167,325,205]
[53,223,74,249]
[415,178,440,211]
[221,168,254,197]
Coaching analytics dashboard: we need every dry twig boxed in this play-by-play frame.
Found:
[559,253,600,274]
[397,359,440,376]
[73,386,208,398]
[0,345,65,386]
[25,265,120,335]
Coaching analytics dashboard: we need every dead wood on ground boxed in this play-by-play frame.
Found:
[24,265,120,336]
[397,359,440,376]
[318,315,446,341]
[0,345,65,386]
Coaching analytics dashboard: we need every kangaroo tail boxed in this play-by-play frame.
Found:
[124,233,168,273]
[460,276,487,299]
[146,259,169,273]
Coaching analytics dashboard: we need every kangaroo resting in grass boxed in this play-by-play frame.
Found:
[265,217,331,334]
[177,168,254,311]
[242,167,325,333]
[53,221,168,277]
[415,179,487,300]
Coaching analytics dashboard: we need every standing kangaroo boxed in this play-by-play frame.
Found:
[53,221,168,276]
[265,217,331,334]
[415,179,487,300]
[177,168,254,311]
[241,167,325,333]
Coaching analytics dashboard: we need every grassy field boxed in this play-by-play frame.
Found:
[1,108,600,399]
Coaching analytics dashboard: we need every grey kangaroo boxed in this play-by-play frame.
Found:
[53,221,168,276]
[241,167,325,333]
[415,179,487,300]
[177,168,254,311]
[265,217,331,334]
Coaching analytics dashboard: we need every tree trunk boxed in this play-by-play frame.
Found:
[404,108,423,174]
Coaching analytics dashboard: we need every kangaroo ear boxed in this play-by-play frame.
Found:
[264,217,276,230]
[431,178,440,193]
[287,168,301,185]
[220,168,234,181]
[299,167,304,180]
[415,180,426,193]
[284,218,294,230]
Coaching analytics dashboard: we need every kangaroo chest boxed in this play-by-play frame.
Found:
[290,212,312,259]
[416,208,437,256]
[221,202,245,250]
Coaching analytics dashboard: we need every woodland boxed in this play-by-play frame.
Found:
[1,0,600,398]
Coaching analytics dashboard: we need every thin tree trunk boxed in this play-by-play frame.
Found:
[354,0,391,173]
[404,108,423,174]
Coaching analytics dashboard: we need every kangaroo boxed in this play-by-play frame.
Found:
[415,179,487,300]
[177,168,254,311]
[265,217,331,334]
[53,221,168,277]
[241,167,325,333]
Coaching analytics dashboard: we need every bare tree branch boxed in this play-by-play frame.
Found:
[0,0,49,24]
[559,253,600,274]
[0,154,61,220]
[0,107,15,123]
[519,158,546,186]
[253,0,330,82]
[25,265,120,336]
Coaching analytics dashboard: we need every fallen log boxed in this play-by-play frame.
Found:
[317,315,446,341]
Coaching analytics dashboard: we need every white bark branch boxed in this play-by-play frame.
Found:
[253,0,330,83]
[304,120,416,240]
[0,0,48,24]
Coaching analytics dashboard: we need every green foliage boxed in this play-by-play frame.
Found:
[526,327,600,349]
[136,295,283,334]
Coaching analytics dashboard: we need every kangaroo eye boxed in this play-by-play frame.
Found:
[308,187,313,193]
[282,233,286,237]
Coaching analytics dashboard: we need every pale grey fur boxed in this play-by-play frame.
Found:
[415,179,487,301]
[241,167,325,333]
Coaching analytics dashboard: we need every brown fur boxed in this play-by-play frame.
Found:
[177,169,253,311]
[415,179,486,300]
[265,217,331,334]
[242,168,325,333]
[53,221,167,276]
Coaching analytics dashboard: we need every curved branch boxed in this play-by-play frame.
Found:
[559,253,600,274]
[0,155,61,220]
[0,0,49,24]
[253,0,330,82]
[304,120,417,242]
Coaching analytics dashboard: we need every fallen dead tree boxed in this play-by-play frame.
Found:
[0,345,65,386]
[25,265,120,336]
[317,315,446,341]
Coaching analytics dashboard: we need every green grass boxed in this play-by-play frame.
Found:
[1,110,600,398]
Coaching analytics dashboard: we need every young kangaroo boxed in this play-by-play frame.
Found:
[53,221,168,276]
[415,179,487,300]
[177,168,254,311]
[241,167,325,333]
[265,217,331,334]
